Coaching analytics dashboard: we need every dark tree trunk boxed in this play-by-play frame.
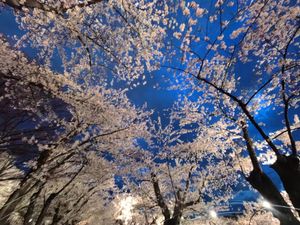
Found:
[35,193,57,225]
[247,170,300,225]
[164,216,181,225]
[271,155,300,217]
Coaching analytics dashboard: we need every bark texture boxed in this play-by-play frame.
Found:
[247,170,300,225]
[271,155,300,217]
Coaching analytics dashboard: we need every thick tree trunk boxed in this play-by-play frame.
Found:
[247,170,300,225]
[271,155,300,217]
[164,204,182,225]
[164,216,181,225]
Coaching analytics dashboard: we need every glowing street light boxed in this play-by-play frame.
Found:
[209,210,218,219]
[262,200,272,209]
[116,196,137,225]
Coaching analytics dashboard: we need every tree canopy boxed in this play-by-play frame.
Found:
[0,0,299,225]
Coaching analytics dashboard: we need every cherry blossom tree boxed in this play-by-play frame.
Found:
[1,0,167,84]
[0,38,149,225]
[0,1,169,224]
[1,0,299,224]
[163,0,300,224]
[116,111,238,225]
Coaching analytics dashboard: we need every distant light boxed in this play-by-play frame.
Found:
[262,200,272,209]
[117,196,137,225]
[209,210,218,218]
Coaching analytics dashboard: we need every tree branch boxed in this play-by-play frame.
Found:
[241,121,262,173]
[151,172,171,220]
